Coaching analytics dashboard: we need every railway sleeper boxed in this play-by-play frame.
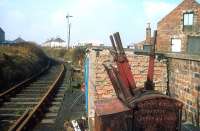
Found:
[41,118,55,124]
[10,97,40,102]
[28,83,52,87]
[45,106,60,112]
[50,101,61,106]
[0,108,27,114]
[44,112,58,118]
[20,90,47,94]
[0,113,21,120]
[22,88,50,91]
[0,120,16,130]
[2,102,38,108]
[15,93,44,97]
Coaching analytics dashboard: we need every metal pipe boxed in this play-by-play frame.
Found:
[145,30,157,90]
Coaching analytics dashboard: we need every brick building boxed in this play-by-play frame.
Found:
[157,0,200,54]
[84,0,200,130]
[133,23,153,51]
[0,27,5,43]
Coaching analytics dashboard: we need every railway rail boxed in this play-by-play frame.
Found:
[33,63,72,130]
[0,62,65,131]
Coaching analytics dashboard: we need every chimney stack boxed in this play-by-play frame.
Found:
[146,23,151,45]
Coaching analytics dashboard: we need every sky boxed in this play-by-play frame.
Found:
[0,0,199,46]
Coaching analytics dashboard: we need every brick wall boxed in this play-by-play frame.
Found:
[157,0,200,53]
[168,54,200,124]
[126,51,167,92]
[95,49,116,100]
[86,47,200,126]
[88,48,167,102]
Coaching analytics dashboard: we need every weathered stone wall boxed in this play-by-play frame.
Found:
[157,0,200,52]
[168,54,200,124]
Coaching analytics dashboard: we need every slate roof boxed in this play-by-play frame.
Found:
[54,38,65,42]
[44,38,65,43]
[14,37,25,43]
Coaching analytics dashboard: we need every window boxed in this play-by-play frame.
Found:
[184,13,194,26]
[183,13,194,32]
[171,38,181,52]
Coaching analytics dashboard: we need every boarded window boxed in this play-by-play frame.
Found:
[188,36,200,55]
[171,39,181,52]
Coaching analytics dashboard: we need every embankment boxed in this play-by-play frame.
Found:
[0,42,49,92]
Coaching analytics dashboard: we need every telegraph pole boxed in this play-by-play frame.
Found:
[66,13,73,48]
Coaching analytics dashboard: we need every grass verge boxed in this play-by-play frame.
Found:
[0,42,49,92]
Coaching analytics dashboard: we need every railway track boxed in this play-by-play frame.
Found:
[33,64,85,131]
[33,64,72,130]
[0,63,65,131]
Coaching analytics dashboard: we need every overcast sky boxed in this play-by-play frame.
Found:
[0,0,199,46]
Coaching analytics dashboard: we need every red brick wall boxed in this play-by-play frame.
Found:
[93,49,167,101]
[87,47,200,125]
[157,0,200,52]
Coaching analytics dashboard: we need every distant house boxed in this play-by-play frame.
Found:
[43,38,67,48]
[157,0,200,54]
[0,27,5,43]
[13,37,25,43]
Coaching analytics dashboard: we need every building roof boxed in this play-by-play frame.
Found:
[14,37,25,43]
[0,27,4,33]
[44,38,65,43]
[54,38,65,42]
[158,0,200,24]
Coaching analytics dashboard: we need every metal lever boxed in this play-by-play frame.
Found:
[113,32,125,55]
[103,64,126,102]
[145,30,157,90]
[109,32,137,94]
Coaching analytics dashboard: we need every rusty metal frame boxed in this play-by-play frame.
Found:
[102,31,184,131]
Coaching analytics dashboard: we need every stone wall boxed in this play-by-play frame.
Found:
[168,54,200,124]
